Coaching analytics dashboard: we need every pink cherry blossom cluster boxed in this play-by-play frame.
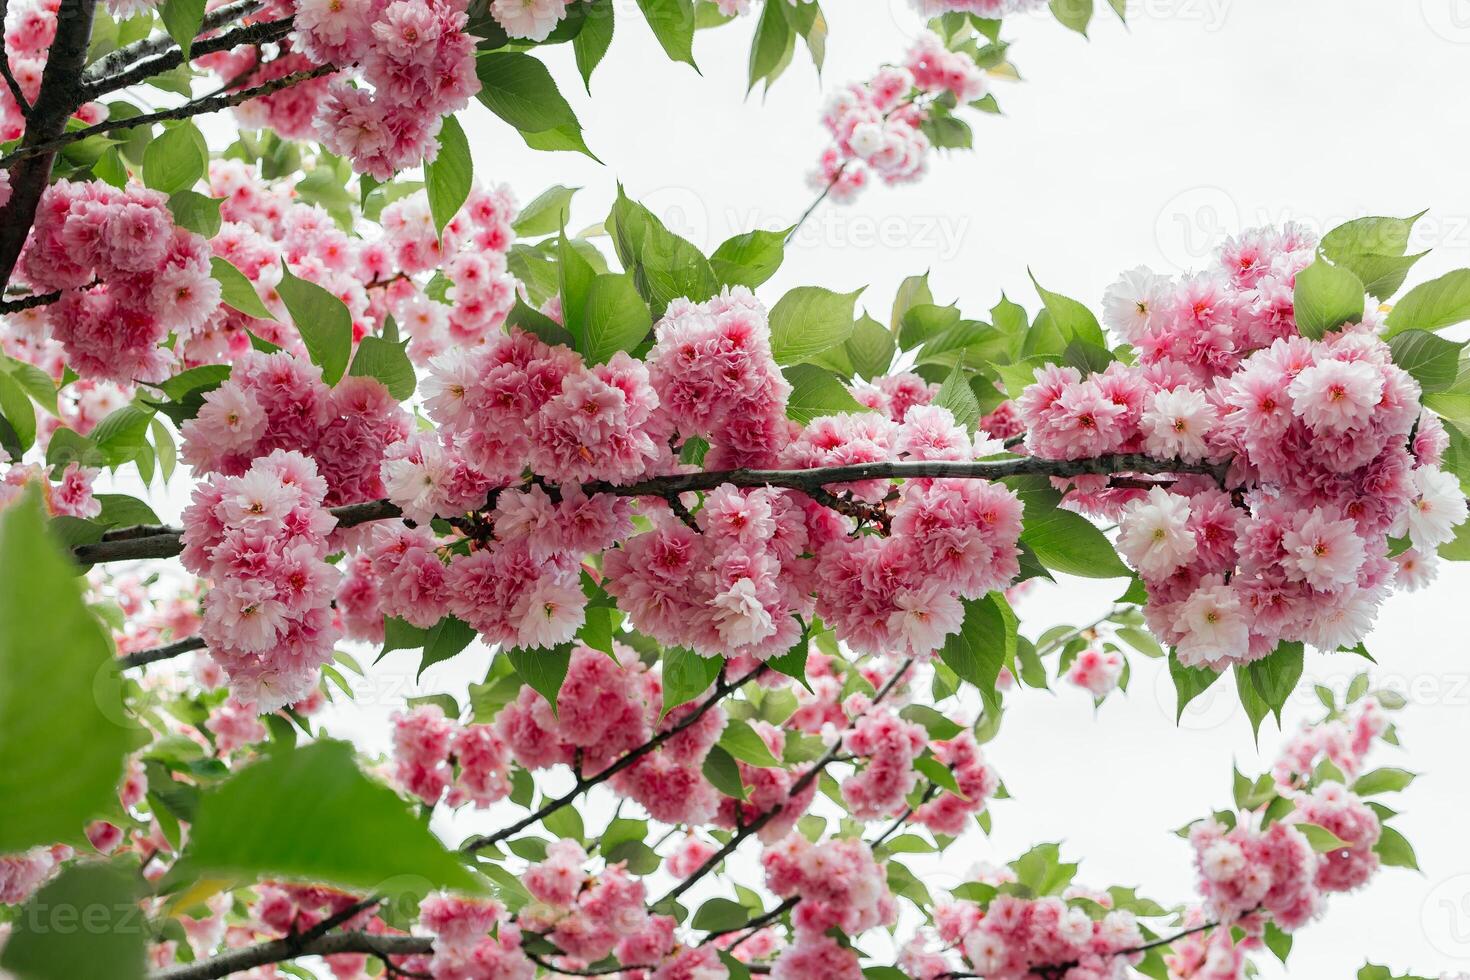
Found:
[497,644,728,826]
[910,728,999,834]
[181,350,409,508]
[814,450,1024,659]
[1272,695,1387,786]
[376,184,518,359]
[1019,225,1468,668]
[519,839,657,964]
[288,0,480,178]
[486,0,578,41]
[0,457,100,519]
[414,894,533,980]
[644,288,791,468]
[2,0,107,143]
[180,450,342,710]
[202,161,517,367]
[709,719,817,843]
[197,39,333,142]
[17,179,219,383]
[839,702,928,818]
[762,834,898,979]
[908,893,1146,980]
[0,845,70,904]
[389,703,513,807]
[810,31,986,204]
[1065,647,1124,698]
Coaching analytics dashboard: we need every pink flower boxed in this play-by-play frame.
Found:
[1281,507,1366,590]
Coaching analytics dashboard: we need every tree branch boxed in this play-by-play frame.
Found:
[0,0,99,291]
[151,931,429,980]
[83,0,264,83]
[82,15,295,99]
[119,634,206,669]
[654,657,916,907]
[1,64,339,166]
[70,454,1228,565]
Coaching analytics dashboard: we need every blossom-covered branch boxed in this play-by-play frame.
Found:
[72,453,1225,566]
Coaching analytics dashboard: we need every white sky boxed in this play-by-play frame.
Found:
[178,0,1470,975]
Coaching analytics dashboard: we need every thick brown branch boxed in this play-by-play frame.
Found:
[2,65,338,166]
[0,288,62,313]
[71,454,1227,565]
[0,0,99,291]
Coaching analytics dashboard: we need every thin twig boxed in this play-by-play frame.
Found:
[83,0,265,83]
[151,931,429,980]
[83,15,295,100]
[654,657,916,907]
[2,64,338,166]
[460,662,769,854]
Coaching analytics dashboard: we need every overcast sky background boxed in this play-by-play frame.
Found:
[180,1,1470,975]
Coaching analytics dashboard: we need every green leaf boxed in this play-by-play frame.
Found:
[508,644,574,714]
[142,121,208,194]
[475,52,596,159]
[913,755,964,797]
[1016,482,1129,578]
[513,185,580,238]
[210,257,276,320]
[1293,259,1365,340]
[747,0,794,92]
[0,863,145,980]
[606,187,718,316]
[417,615,477,679]
[1168,653,1221,722]
[899,704,963,741]
[662,647,723,716]
[1294,822,1351,853]
[91,404,154,467]
[348,336,417,401]
[542,804,584,843]
[1374,825,1419,870]
[0,370,36,452]
[845,313,895,380]
[1388,330,1464,392]
[425,115,473,239]
[933,363,981,433]
[1384,269,1470,337]
[167,189,222,238]
[1245,641,1303,724]
[718,719,781,767]
[0,490,132,852]
[710,228,787,288]
[1,357,58,414]
[95,493,160,527]
[1030,272,1106,348]
[578,273,652,364]
[691,897,748,932]
[635,0,697,68]
[939,594,1016,715]
[1049,0,1093,35]
[278,260,353,385]
[1320,214,1425,301]
[573,0,614,91]
[158,0,206,59]
[782,363,866,425]
[768,285,861,364]
[702,743,746,799]
[174,740,485,894]
[1352,767,1417,796]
